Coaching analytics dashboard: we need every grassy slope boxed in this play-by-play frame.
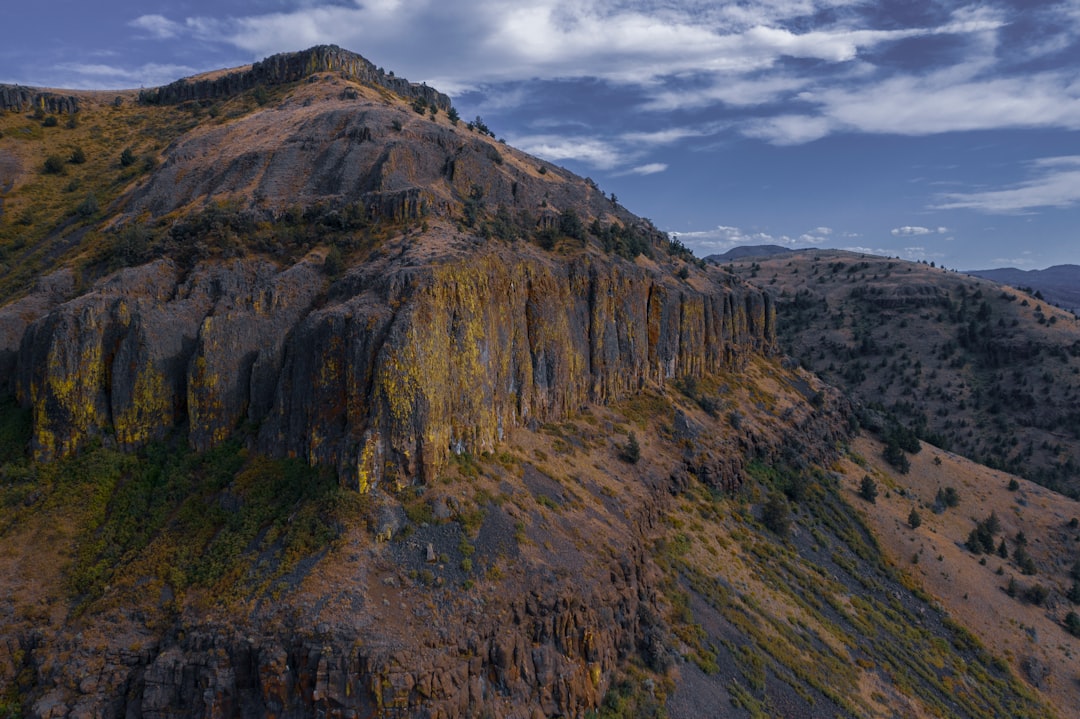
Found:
[0,86,293,304]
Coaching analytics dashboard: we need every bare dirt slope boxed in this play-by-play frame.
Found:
[839,434,1080,717]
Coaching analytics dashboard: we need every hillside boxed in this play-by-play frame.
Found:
[968,265,1080,314]
[726,250,1080,496]
[839,435,1080,718]
[0,47,1068,718]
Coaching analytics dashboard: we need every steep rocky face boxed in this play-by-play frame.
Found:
[0,85,79,115]
[140,45,451,113]
[6,243,773,486]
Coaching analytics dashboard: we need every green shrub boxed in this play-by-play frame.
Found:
[43,155,65,174]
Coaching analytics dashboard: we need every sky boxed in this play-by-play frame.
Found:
[3,1,1079,270]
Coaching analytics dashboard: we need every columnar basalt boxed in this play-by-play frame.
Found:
[6,247,774,486]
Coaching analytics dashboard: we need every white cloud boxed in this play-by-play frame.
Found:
[624,163,668,176]
[891,226,948,236]
[809,71,1080,137]
[642,74,809,111]
[509,134,625,169]
[56,62,200,87]
[134,0,964,93]
[742,115,833,145]
[130,14,184,39]
[933,156,1080,213]
[620,126,721,145]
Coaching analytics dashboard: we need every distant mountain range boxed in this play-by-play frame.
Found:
[967,265,1080,312]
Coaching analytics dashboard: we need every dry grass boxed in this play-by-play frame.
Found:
[840,434,1080,717]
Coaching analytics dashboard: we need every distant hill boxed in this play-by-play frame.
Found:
[704,244,793,263]
[967,265,1080,313]
[730,250,1080,496]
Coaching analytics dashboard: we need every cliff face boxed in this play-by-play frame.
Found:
[0,85,79,115]
[139,45,451,112]
[7,245,773,486]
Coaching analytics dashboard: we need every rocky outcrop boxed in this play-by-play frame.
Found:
[0,85,79,115]
[7,247,774,485]
[139,46,451,112]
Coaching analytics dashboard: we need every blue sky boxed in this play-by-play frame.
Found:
[3,0,1079,270]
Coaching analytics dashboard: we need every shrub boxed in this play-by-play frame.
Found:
[762,493,790,537]
[908,508,922,529]
[1007,478,1019,491]
[120,148,136,167]
[43,115,58,127]
[75,193,99,218]
[859,475,878,503]
[69,147,86,164]
[1024,583,1048,606]
[1066,611,1080,637]
[323,245,344,276]
[965,512,1000,554]
[43,154,66,174]
[883,441,909,473]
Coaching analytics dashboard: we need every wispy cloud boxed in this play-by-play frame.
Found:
[129,14,184,40]
[55,61,199,87]
[509,134,625,169]
[622,163,668,176]
[891,226,948,236]
[933,156,1080,213]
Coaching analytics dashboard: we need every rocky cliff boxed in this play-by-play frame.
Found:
[0,85,79,115]
[8,243,773,486]
[139,46,451,113]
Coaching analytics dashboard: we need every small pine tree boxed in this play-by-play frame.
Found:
[621,432,640,464]
[859,475,878,503]
[120,147,136,167]
[908,508,922,529]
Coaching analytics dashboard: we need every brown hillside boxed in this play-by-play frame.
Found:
[839,435,1080,718]
[728,250,1080,495]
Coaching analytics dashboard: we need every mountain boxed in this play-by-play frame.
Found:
[0,48,1067,718]
[968,265,1080,313]
[703,244,793,263]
